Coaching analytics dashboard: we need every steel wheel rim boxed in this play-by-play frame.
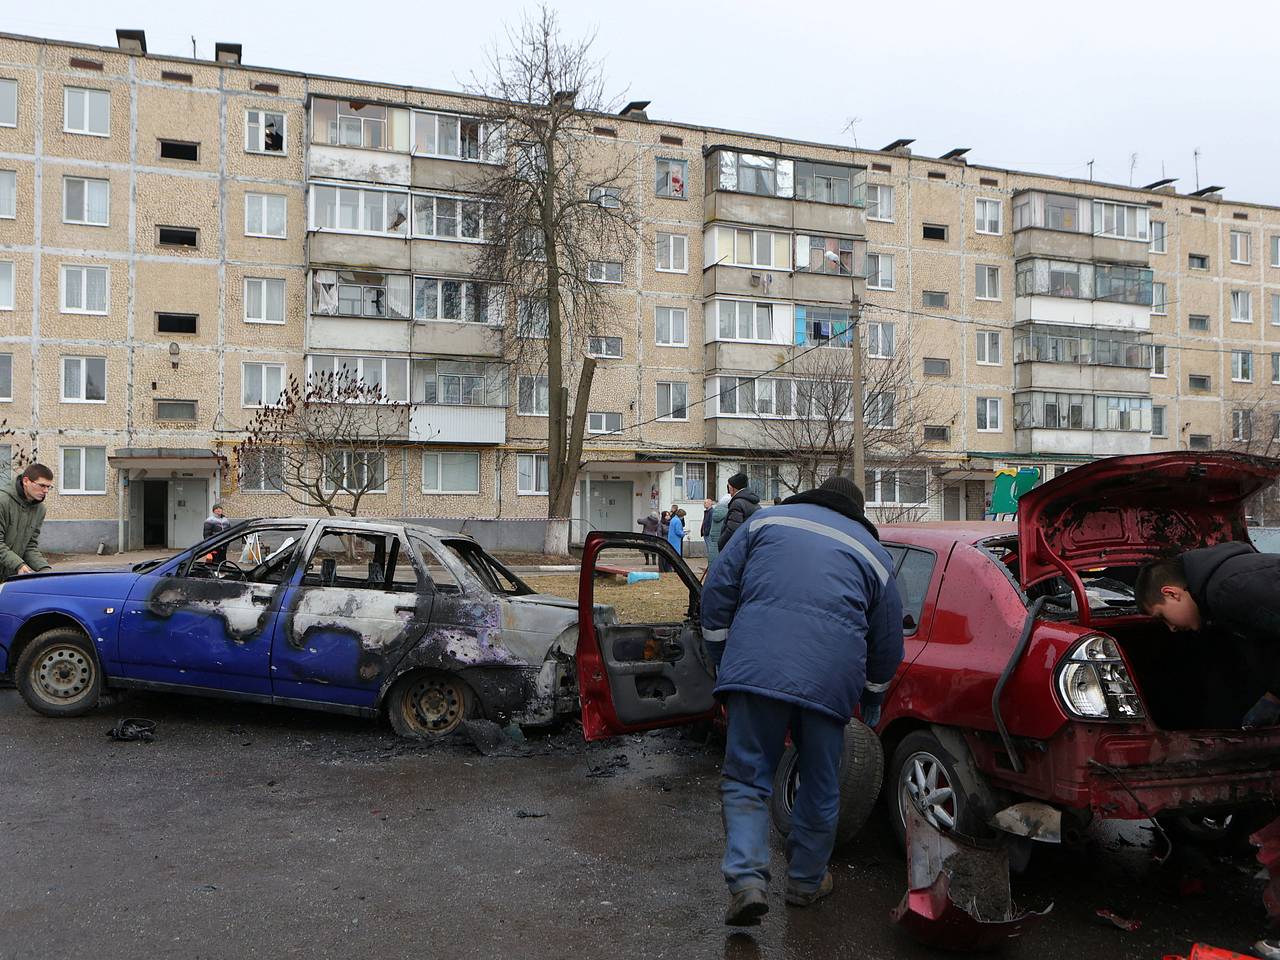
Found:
[34,646,94,703]
[404,676,465,736]
[900,751,957,831]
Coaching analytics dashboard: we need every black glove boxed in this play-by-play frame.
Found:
[860,689,887,728]
[1242,694,1280,730]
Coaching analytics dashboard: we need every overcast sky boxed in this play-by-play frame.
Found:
[12,0,1278,204]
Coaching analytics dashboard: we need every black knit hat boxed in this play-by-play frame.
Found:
[727,472,749,491]
[820,475,865,511]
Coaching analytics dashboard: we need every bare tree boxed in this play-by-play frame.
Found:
[1222,392,1280,525]
[234,371,406,518]
[467,5,640,555]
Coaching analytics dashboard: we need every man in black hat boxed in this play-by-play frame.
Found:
[717,472,761,551]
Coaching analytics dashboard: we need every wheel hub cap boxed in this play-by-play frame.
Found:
[36,648,91,700]
[902,753,956,830]
[411,679,461,730]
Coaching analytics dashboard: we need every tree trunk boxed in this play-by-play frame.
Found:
[543,517,571,557]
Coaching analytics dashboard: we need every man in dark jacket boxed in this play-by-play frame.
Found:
[1136,541,1280,727]
[0,463,55,580]
[717,472,761,551]
[701,476,904,925]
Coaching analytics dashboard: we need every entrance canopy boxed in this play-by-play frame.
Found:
[583,460,676,475]
[108,448,225,473]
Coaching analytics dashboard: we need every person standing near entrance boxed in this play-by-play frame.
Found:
[203,503,231,541]
[718,473,761,551]
[666,508,686,564]
[0,464,55,580]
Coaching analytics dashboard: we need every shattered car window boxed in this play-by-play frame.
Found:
[410,537,464,594]
[440,538,532,596]
[185,526,307,583]
[303,530,415,592]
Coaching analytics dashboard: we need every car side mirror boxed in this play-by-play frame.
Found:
[903,613,917,631]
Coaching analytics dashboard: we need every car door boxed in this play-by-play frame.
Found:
[119,522,308,693]
[881,542,942,687]
[576,531,717,741]
[271,524,431,708]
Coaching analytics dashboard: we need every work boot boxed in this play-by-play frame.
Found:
[1255,940,1280,960]
[724,887,769,926]
[785,871,834,907]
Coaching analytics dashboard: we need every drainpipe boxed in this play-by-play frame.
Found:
[116,469,126,554]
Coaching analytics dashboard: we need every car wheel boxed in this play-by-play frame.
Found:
[888,730,992,849]
[387,671,474,739]
[770,719,884,849]
[16,628,103,718]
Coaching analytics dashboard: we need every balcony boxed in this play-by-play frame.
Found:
[410,404,506,444]
[1011,190,1151,266]
[1013,322,1153,394]
[412,320,503,358]
[702,148,866,235]
[703,263,793,300]
[1013,390,1153,456]
[1015,259,1153,331]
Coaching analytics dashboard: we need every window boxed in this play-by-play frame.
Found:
[240,448,284,493]
[587,412,623,434]
[321,451,387,494]
[975,198,1002,235]
[865,391,895,429]
[1150,220,1166,253]
[312,184,410,237]
[313,270,412,320]
[158,139,199,162]
[923,358,951,377]
[1152,406,1166,437]
[63,176,109,225]
[1151,281,1167,315]
[1151,345,1167,377]
[976,331,1001,365]
[61,265,108,314]
[516,299,549,338]
[245,109,285,153]
[411,276,498,324]
[1272,236,1280,267]
[655,306,687,346]
[1274,294,1280,326]
[922,290,949,309]
[657,381,688,421]
[243,362,285,407]
[61,356,106,402]
[245,193,287,238]
[1092,200,1149,241]
[416,360,505,407]
[924,425,950,442]
[1093,395,1153,432]
[0,78,15,127]
[61,446,106,494]
[1232,350,1253,383]
[1189,253,1209,270]
[922,223,948,241]
[1095,264,1154,306]
[794,160,860,206]
[64,87,109,136]
[866,252,894,290]
[1189,314,1209,332]
[517,454,549,495]
[715,300,776,342]
[1231,290,1252,322]
[590,187,621,209]
[423,452,480,494]
[976,397,1001,432]
[155,400,197,421]
[588,260,623,283]
[655,158,687,199]
[588,336,623,358]
[744,463,782,502]
[1189,434,1211,451]
[0,170,15,219]
[673,462,707,500]
[1273,352,1280,385]
[409,192,484,241]
[866,184,893,221]
[311,98,388,150]
[244,277,285,324]
[655,232,688,272]
[1189,374,1211,391]
[517,375,549,416]
[866,321,895,359]
[795,234,855,275]
[1233,410,1252,442]
[1231,230,1251,264]
[0,353,11,400]
[308,355,408,402]
[0,261,12,310]
[865,469,928,507]
[1042,194,1079,231]
[975,264,1000,300]
[411,111,500,162]
[157,226,198,248]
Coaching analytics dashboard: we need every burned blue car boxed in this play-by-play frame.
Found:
[0,518,583,737]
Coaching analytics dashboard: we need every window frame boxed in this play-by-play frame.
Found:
[865,468,929,507]
[655,157,688,199]
[922,222,949,242]
[1232,350,1253,383]
[1152,405,1167,437]
[244,192,288,239]
[59,445,107,495]
[865,183,894,222]
[310,182,411,238]
[0,260,13,311]
[517,374,549,417]
[63,86,110,137]
[866,252,895,291]
[1231,289,1253,323]
[60,355,107,403]
[655,306,688,347]
[588,260,623,284]
[1150,220,1167,254]
[1232,409,1252,443]
[976,396,1002,432]
[1231,230,1251,265]
[975,264,1001,301]
[410,110,501,163]
[245,108,287,155]
[1092,199,1150,241]
[1151,281,1167,315]
[975,330,1002,366]
[242,361,286,409]
[154,399,198,422]
[62,175,110,226]
[320,450,388,495]
[0,169,13,220]
[974,198,1003,236]
[587,336,623,359]
[244,276,286,325]
[60,264,109,315]
[1189,253,1209,271]
[412,275,500,325]
[586,411,623,435]
[422,451,482,495]
[866,321,895,359]
[655,231,688,273]
[1150,344,1167,378]
[922,290,949,309]
[239,447,285,494]
[656,381,689,421]
[0,352,12,402]
[517,453,550,495]
[0,78,15,129]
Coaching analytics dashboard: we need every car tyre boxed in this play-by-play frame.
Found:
[770,719,884,849]
[888,730,993,850]
[16,628,103,718]
[387,671,475,740]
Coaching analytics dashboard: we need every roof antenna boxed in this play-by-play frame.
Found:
[191,35,197,59]
[843,116,862,150]
[1087,159,1094,181]
[1193,147,1201,191]
[1129,152,1138,186]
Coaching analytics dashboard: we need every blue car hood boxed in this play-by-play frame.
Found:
[1,568,141,602]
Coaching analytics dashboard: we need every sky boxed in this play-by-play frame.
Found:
[10,0,1280,203]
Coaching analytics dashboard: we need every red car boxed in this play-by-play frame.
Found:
[575,451,1280,847]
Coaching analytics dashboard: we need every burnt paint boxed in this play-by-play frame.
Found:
[145,577,278,644]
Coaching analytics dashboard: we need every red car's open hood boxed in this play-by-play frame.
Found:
[1016,452,1280,589]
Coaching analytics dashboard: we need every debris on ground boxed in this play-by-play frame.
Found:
[461,719,529,757]
[1093,908,1141,931]
[586,753,631,778]
[106,718,157,743]
[515,810,547,819]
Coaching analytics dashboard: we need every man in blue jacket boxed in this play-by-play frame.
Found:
[701,475,904,926]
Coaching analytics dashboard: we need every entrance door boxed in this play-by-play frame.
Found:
[588,480,634,534]
[942,486,961,521]
[143,480,167,547]
[964,480,986,521]
[576,532,717,741]
[170,478,208,548]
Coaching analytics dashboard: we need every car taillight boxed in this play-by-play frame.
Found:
[1055,635,1145,721]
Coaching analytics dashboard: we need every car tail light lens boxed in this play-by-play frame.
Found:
[1055,635,1145,721]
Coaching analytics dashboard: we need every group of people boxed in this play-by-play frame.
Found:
[637,473,765,573]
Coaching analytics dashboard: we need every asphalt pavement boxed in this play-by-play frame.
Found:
[0,690,1268,960]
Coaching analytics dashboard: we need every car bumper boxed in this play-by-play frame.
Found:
[0,612,19,676]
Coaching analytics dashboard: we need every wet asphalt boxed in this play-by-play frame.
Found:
[0,690,1268,960]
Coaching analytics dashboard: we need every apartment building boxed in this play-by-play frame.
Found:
[1,29,1277,552]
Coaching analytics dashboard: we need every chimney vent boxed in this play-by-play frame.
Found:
[115,29,147,55]
[619,100,651,119]
[214,42,242,65]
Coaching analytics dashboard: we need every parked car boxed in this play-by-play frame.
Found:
[0,518,584,737]
[575,452,1280,847]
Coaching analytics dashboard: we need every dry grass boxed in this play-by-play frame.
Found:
[522,573,695,623]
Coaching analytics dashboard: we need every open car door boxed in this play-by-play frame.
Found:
[576,532,718,741]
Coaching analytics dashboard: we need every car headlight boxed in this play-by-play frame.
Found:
[1055,635,1144,721]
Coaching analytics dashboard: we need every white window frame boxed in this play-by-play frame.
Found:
[60,355,107,403]
[673,461,708,500]
[1231,230,1251,265]
[866,184,894,222]
[0,352,12,402]
[244,277,286,324]
[0,78,15,128]
[1231,289,1253,323]
[321,451,388,494]
[245,108,286,155]
[242,361,286,408]
[974,198,1002,235]
[60,265,109,315]
[656,381,688,421]
[307,355,409,403]
[865,391,896,429]
[422,451,481,495]
[976,397,1002,432]
[866,321,895,359]
[63,86,109,137]
[590,186,621,209]
[1092,199,1149,241]
[517,375,549,416]
[0,261,13,311]
[865,468,928,507]
[655,306,688,347]
[1232,350,1253,383]
[0,170,14,220]
[866,252,895,291]
[655,157,688,199]
[62,176,110,226]
[587,336,623,359]
[1151,405,1166,437]
[588,260,623,284]
[1272,236,1280,268]
[408,191,485,243]
[1272,352,1280,385]
[975,264,1001,301]
[410,111,501,163]
[311,183,410,238]
[239,447,284,494]
[655,232,688,273]
[517,453,549,495]
[1233,409,1252,443]
[975,330,1002,366]
[1150,220,1166,254]
[714,300,779,344]
[1151,345,1167,379]
[1273,293,1280,327]
[1151,281,1167,315]
[244,192,288,239]
[60,446,107,495]
[412,276,500,326]
[516,299,549,339]
[587,411,623,435]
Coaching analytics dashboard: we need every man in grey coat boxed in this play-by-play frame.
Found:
[0,463,54,580]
